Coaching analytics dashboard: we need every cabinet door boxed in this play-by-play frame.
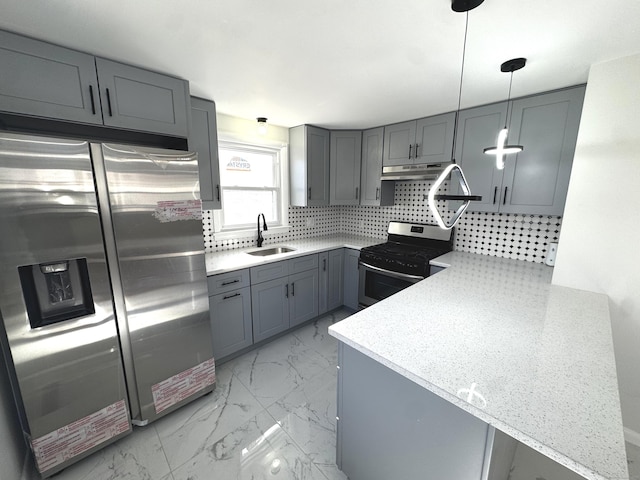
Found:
[95,58,189,137]
[414,112,456,165]
[500,87,585,216]
[189,97,221,210]
[343,249,360,310]
[318,252,329,315]
[0,30,102,125]
[289,269,319,328]
[330,131,362,205]
[209,287,252,360]
[307,126,331,206]
[452,103,508,213]
[383,120,416,166]
[251,277,290,343]
[360,127,394,206]
[327,249,345,311]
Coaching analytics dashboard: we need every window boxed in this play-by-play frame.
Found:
[213,140,289,239]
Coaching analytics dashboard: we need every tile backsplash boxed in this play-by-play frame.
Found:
[202,180,561,264]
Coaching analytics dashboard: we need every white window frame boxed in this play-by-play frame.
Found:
[212,140,290,241]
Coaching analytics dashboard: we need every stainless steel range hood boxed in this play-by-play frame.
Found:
[381,163,450,180]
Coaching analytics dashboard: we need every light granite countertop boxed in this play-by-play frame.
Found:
[329,251,628,480]
[205,234,381,276]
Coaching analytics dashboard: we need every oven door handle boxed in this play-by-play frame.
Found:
[358,261,425,281]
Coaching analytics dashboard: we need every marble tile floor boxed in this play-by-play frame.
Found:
[48,309,353,480]
[32,306,640,480]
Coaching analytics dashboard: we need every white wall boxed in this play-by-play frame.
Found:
[552,53,640,438]
[216,113,288,145]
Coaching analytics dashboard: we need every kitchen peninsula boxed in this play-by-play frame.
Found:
[329,251,628,480]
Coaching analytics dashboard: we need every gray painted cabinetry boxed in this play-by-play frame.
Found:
[319,249,345,315]
[0,30,190,137]
[330,131,362,205]
[452,86,585,216]
[207,269,253,360]
[383,112,456,166]
[337,342,491,480]
[250,255,319,342]
[360,127,394,206]
[290,125,330,206]
[343,249,360,310]
[189,97,221,210]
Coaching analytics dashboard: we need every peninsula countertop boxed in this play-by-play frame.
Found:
[204,234,381,276]
[329,251,628,480]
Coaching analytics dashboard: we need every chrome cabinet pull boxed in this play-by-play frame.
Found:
[415,143,419,157]
[285,284,289,298]
[223,292,240,300]
[291,282,295,296]
[408,144,413,159]
[221,279,240,286]
[216,185,221,201]
[493,186,498,204]
[503,186,508,205]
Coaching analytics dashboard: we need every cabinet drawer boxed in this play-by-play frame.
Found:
[250,260,289,284]
[289,254,319,274]
[208,269,250,295]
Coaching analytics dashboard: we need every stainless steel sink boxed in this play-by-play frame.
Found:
[246,247,296,257]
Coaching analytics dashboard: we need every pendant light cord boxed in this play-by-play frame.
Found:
[504,70,514,129]
[451,11,469,164]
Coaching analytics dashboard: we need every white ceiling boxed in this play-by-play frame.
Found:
[2,0,640,130]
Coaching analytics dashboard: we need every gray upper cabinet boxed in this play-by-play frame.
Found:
[330,131,362,205]
[290,125,330,206]
[383,112,456,166]
[95,58,189,138]
[452,103,508,213]
[360,127,394,207]
[499,87,585,215]
[0,30,101,125]
[452,86,585,216]
[0,30,190,137]
[383,120,416,166]
[189,97,221,210]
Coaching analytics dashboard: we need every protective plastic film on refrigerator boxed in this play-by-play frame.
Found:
[0,132,215,477]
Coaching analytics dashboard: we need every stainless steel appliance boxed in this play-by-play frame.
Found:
[358,222,453,307]
[0,132,215,477]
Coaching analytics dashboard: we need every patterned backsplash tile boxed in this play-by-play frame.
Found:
[202,180,561,264]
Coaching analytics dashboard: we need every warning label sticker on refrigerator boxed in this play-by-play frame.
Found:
[152,358,216,414]
[31,399,130,474]
[153,199,203,223]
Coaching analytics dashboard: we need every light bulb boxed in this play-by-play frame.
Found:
[257,117,268,135]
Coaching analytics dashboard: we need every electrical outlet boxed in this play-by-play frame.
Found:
[358,220,365,228]
[306,217,315,227]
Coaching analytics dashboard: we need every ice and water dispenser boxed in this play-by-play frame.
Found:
[18,258,95,328]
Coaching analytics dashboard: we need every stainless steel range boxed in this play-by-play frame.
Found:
[358,222,453,307]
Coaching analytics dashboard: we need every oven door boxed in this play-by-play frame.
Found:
[358,261,424,307]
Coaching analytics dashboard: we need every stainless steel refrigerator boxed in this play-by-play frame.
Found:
[0,132,215,477]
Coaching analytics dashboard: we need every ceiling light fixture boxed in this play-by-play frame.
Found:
[427,0,483,230]
[256,117,268,135]
[483,58,526,169]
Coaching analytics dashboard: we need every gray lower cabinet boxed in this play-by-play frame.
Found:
[343,249,360,310]
[330,130,362,205]
[337,342,491,480]
[0,29,190,137]
[209,286,252,360]
[290,125,330,206]
[319,249,344,315]
[189,97,221,210]
[452,86,585,216]
[207,269,253,360]
[251,255,319,342]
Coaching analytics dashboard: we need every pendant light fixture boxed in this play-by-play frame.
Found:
[483,58,526,169]
[256,117,268,135]
[427,0,483,230]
